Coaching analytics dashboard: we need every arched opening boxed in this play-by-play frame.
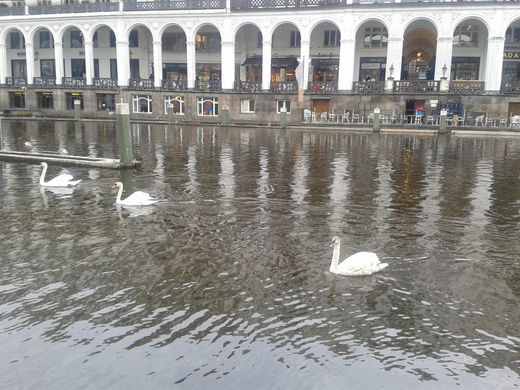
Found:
[402,20,437,81]
[128,25,153,88]
[309,21,340,93]
[92,25,117,83]
[451,19,488,81]
[62,27,85,83]
[33,27,55,83]
[5,28,26,86]
[355,20,388,83]
[161,25,187,90]
[271,23,299,91]
[195,24,221,91]
[235,23,262,92]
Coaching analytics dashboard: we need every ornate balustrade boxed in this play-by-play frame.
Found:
[93,78,118,89]
[29,2,118,15]
[63,77,86,88]
[5,77,27,87]
[124,0,225,11]
[307,81,338,94]
[129,79,154,90]
[352,81,385,94]
[33,77,56,88]
[234,81,262,93]
[393,80,439,93]
[501,81,520,94]
[0,6,25,16]
[162,79,188,91]
[449,80,484,95]
[231,0,345,9]
[270,82,297,93]
[195,80,222,91]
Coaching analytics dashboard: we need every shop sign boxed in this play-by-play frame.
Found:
[504,51,520,60]
[361,63,381,69]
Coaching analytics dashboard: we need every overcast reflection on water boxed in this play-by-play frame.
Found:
[0,120,519,390]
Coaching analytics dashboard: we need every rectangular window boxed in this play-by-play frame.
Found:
[37,92,53,109]
[324,30,341,47]
[39,31,52,49]
[129,30,139,48]
[110,59,118,79]
[197,96,218,116]
[164,96,185,115]
[70,30,83,48]
[40,59,55,77]
[71,59,85,78]
[132,95,153,113]
[96,94,116,111]
[240,99,255,113]
[11,60,26,78]
[162,32,186,51]
[276,100,291,114]
[363,27,388,49]
[94,59,99,78]
[10,32,24,49]
[290,31,301,48]
[9,92,25,109]
[66,93,84,110]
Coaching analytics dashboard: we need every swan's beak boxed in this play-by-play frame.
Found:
[329,240,334,247]
[111,184,117,188]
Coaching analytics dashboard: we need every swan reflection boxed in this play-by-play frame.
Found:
[116,204,156,219]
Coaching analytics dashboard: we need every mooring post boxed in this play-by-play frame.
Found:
[74,99,81,121]
[220,105,229,126]
[280,107,287,129]
[116,102,133,166]
[167,103,174,123]
[439,108,448,134]
[373,107,381,133]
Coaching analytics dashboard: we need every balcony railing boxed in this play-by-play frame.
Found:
[5,77,27,87]
[352,81,385,94]
[231,0,346,10]
[93,78,118,89]
[124,0,225,11]
[195,80,222,91]
[33,77,56,88]
[162,79,188,91]
[29,2,118,15]
[393,80,440,93]
[449,80,484,95]
[0,6,25,16]
[307,81,338,94]
[501,81,520,94]
[129,79,154,90]
[270,81,297,93]
[235,81,262,93]
[63,77,86,88]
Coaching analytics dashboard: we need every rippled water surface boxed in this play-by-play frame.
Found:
[1,120,519,389]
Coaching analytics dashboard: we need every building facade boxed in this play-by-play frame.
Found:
[0,0,520,123]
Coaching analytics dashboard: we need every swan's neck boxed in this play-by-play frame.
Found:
[39,165,47,185]
[116,184,123,203]
[330,242,341,272]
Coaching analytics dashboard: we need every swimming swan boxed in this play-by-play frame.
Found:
[39,162,81,187]
[330,236,388,276]
[112,181,159,206]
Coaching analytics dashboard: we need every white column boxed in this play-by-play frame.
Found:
[25,41,35,85]
[385,37,403,82]
[221,41,235,90]
[54,41,63,85]
[0,43,6,84]
[84,40,93,85]
[116,40,129,87]
[485,37,505,93]
[187,40,196,89]
[262,40,272,91]
[434,36,453,82]
[300,40,310,90]
[153,40,162,88]
[338,39,355,91]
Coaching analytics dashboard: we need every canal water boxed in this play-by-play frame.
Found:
[0,120,519,389]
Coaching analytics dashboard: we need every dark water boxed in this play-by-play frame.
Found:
[0,120,519,389]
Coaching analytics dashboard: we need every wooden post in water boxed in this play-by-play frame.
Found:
[167,103,174,123]
[74,100,81,121]
[280,107,287,128]
[116,103,133,166]
[439,109,448,134]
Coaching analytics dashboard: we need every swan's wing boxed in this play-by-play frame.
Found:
[122,191,158,205]
[337,251,382,275]
[45,174,76,187]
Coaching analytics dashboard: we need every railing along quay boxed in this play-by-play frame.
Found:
[502,81,520,94]
[195,80,222,91]
[63,77,87,88]
[449,80,484,95]
[129,79,155,90]
[234,81,262,93]
[307,81,338,94]
[162,79,188,91]
[5,77,27,87]
[93,78,118,89]
[33,77,56,88]
[393,80,440,93]
[270,82,297,93]
[352,81,385,94]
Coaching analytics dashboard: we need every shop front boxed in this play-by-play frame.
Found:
[451,57,480,80]
[310,58,338,91]
[502,50,520,85]
[358,57,386,81]
[271,57,298,83]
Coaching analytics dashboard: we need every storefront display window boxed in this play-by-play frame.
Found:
[66,93,84,110]
[9,92,25,108]
[37,92,53,109]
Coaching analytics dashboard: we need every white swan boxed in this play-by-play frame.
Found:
[329,236,388,276]
[39,162,82,187]
[112,181,159,206]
